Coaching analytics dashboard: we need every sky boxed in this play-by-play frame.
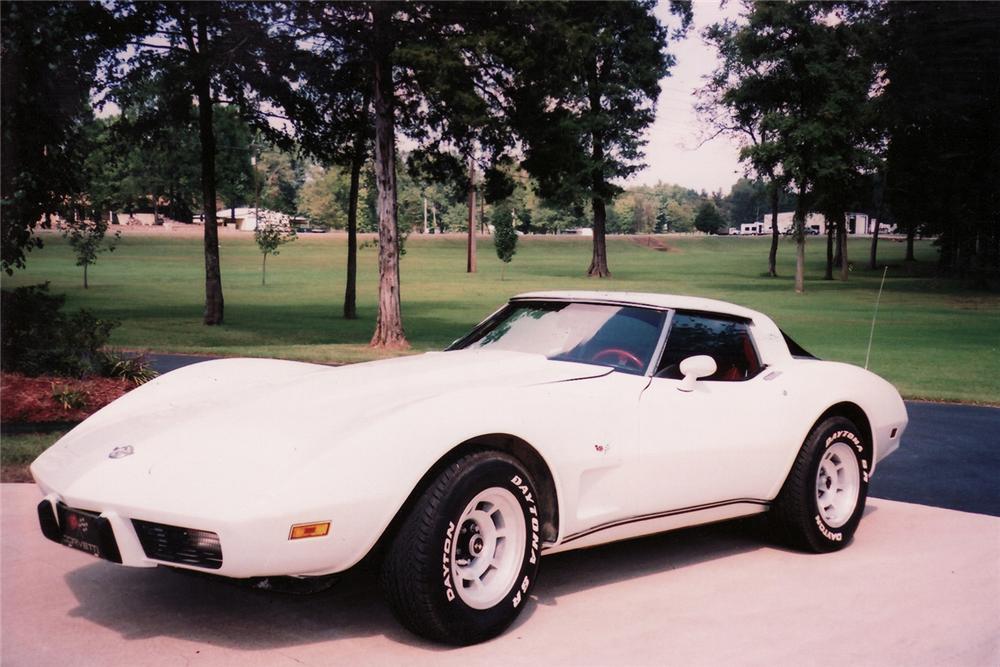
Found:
[626,0,745,194]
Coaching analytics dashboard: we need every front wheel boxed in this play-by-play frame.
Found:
[770,416,871,553]
[380,451,542,645]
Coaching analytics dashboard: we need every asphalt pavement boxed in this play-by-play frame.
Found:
[870,401,1000,517]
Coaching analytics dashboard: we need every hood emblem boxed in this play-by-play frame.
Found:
[108,445,134,459]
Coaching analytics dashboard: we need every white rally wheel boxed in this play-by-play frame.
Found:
[450,487,527,610]
[815,442,861,529]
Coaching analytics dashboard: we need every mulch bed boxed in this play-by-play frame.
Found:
[1,372,132,424]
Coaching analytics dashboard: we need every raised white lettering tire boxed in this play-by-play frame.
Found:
[380,451,541,645]
[770,416,871,552]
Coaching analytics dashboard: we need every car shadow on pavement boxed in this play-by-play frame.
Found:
[62,511,872,650]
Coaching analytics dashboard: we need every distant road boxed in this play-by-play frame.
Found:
[145,353,1000,517]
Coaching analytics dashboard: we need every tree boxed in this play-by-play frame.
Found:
[366,2,408,347]
[492,203,518,280]
[254,215,296,286]
[288,2,374,320]
[107,80,203,223]
[713,2,879,292]
[214,108,255,225]
[63,218,121,289]
[502,1,690,277]
[298,164,356,230]
[694,202,726,234]
[702,15,788,276]
[880,2,1000,283]
[115,2,299,324]
[256,148,304,215]
[297,3,523,344]
[725,178,767,229]
[655,200,671,233]
[1,1,122,274]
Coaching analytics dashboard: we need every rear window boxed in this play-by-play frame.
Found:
[781,330,817,359]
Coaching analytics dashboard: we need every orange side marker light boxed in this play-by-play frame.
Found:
[289,522,331,540]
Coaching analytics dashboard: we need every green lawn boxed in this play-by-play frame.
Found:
[0,430,67,481]
[4,231,998,403]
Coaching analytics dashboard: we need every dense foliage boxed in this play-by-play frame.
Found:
[0,284,118,378]
[2,0,995,351]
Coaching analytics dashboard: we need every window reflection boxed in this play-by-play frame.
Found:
[460,302,665,375]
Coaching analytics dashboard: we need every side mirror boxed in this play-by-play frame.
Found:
[677,355,717,392]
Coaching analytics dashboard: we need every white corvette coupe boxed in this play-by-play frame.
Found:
[32,291,907,644]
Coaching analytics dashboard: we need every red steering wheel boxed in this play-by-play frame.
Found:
[591,348,644,370]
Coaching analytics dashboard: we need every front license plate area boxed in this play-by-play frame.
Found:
[57,505,103,557]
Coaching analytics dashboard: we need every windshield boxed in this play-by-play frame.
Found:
[453,301,666,375]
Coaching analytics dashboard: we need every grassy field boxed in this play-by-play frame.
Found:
[0,430,67,481]
[3,230,998,404]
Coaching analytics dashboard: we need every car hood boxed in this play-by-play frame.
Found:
[32,350,609,513]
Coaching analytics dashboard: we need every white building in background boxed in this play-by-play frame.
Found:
[752,212,895,236]
[194,207,297,232]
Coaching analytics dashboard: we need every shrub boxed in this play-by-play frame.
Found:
[51,384,88,411]
[99,351,158,386]
[1,283,119,377]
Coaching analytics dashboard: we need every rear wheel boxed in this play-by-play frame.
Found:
[771,416,870,552]
[380,451,541,645]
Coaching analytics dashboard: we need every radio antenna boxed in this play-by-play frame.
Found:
[865,266,889,370]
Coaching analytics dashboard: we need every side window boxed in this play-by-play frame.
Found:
[655,313,762,381]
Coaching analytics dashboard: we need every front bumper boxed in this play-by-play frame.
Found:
[33,491,359,578]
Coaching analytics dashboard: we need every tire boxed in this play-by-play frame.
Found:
[380,451,542,645]
[770,416,871,553]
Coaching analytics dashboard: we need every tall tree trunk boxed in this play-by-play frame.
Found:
[869,212,881,270]
[466,156,476,273]
[824,221,834,280]
[344,93,370,320]
[833,218,843,268]
[588,196,610,277]
[83,263,88,289]
[794,188,808,293]
[369,4,408,349]
[479,187,486,234]
[261,253,267,286]
[587,57,610,278]
[194,14,224,326]
[767,182,779,277]
[838,215,849,281]
[230,206,235,227]
[905,225,915,262]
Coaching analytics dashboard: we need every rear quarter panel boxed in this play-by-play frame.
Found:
[764,359,908,498]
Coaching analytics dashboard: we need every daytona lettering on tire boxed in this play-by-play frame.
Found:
[380,451,541,645]
[771,416,871,553]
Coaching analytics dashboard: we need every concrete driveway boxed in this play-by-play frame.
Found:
[2,483,997,666]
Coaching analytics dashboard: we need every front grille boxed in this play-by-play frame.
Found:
[132,519,223,570]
